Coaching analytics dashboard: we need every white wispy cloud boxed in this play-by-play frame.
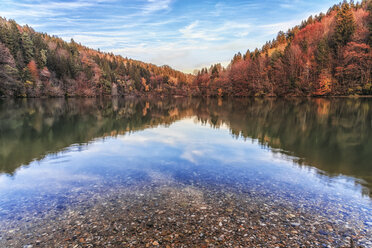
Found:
[179,21,222,41]
[143,0,173,14]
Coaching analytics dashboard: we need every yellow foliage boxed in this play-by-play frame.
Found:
[25,80,33,87]
[314,70,332,96]
[265,43,287,57]
[141,77,147,87]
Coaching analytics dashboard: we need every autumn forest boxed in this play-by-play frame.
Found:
[0,0,371,97]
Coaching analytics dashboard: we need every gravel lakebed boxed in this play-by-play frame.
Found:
[0,173,371,248]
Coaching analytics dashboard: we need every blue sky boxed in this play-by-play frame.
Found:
[0,0,341,73]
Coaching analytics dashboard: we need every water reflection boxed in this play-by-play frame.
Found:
[0,97,371,197]
[1,97,372,247]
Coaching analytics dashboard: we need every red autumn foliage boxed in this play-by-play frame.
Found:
[0,1,370,98]
[190,1,371,97]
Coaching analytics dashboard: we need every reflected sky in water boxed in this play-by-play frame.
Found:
[0,117,370,216]
[0,98,371,222]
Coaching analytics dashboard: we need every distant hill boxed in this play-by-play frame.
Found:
[192,0,372,97]
[0,0,371,97]
[0,18,193,97]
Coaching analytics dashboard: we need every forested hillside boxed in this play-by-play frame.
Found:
[0,19,193,97]
[0,0,371,97]
[193,1,372,97]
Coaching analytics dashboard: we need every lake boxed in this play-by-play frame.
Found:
[0,97,371,247]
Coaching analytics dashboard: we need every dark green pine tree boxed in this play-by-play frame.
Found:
[35,49,47,69]
[333,2,356,48]
[21,32,34,64]
[0,24,11,47]
[9,21,21,57]
[315,38,330,70]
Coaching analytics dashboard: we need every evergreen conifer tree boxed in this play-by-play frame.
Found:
[333,2,356,47]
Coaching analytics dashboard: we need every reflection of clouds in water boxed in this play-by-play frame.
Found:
[0,162,99,192]
[118,117,231,146]
[120,127,187,146]
[115,118,264,166]
[180,150,205,164]
[0,116,370,205]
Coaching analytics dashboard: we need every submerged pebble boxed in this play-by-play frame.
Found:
[0,178,371,247]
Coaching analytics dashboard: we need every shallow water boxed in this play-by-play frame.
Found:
[0,98,371,247]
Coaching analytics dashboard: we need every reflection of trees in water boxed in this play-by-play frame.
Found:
[0,97,371,196]
[195,98,372,196]
[0,98,194,174]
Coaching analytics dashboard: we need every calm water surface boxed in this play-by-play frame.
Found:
[0,98,371,247]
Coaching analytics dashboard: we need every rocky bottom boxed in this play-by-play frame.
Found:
[0,177,371,248]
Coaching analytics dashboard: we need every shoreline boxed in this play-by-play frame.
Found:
[2,95,372,99]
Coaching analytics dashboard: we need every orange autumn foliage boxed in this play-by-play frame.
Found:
[27,60,38,81]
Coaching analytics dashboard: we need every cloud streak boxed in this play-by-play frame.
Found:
[144,0,173,13]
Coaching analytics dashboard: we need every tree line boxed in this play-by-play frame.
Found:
[0,0,371,97]
[192,0,372,97]
[0,19,193,97]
